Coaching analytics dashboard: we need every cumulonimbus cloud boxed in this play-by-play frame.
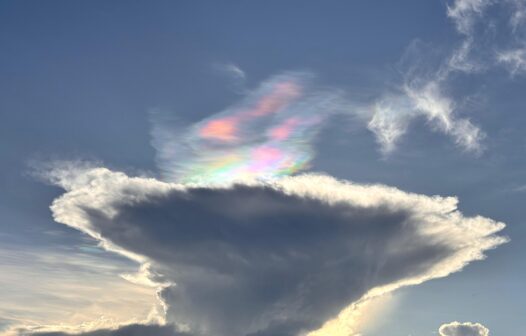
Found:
[439,321,490,336]
[39,164,507,336]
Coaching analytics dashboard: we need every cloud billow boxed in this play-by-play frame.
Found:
[439,321,490,336]
[44,166,506,336]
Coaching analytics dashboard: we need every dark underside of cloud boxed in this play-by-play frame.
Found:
[43,168,506,336]
[30,324,188,336]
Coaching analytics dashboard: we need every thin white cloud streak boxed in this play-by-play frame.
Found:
[366,95,413,154]
[444,38,483,75]
[439,321,490,336]
[447,0,493,35]
[512,183,526,192]
[500,0,526,75]
[406,82,485,153]
[221,63,246,81]
[213,63,247,94]
[37,163,507,336]
[498,48,526,75]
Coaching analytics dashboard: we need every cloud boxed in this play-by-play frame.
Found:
[362,0,510,155]
[220,63,246,81]
[498,48,526,75]
[366,95,413,154]
[446,0,526,76]
[213,63,247,94]
[369,0,526,157]
[38,164,506,336]
[0,319,13,334]
[366,80,484,155]
[29,323,190,336]
[512,184,526,192]
[0,242,163,336]
[510,0,526,30]
[365,0,507,156]
[447,0,493,35]
[405,82,484,153]
[151,72,343,183]
[152,70,486,177]
[439,321,490,336]
[445,38,482,74]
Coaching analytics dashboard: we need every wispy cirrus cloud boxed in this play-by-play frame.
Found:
[213,63,248,94]
[152,69,487,181]
[367,80,485,155]
[368,0,526,154]
[447,0,493,35]
[498,48,526,75]
[218,63,246,81]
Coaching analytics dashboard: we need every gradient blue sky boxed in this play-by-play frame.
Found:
[1,1,525,335]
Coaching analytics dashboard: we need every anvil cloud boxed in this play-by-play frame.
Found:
[38,164,507,336]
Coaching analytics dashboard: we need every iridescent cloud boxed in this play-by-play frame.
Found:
[152,73,341,184]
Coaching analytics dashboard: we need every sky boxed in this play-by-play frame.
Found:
[0,1,525,335]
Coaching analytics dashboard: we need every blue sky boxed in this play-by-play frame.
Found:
[1,1,525,335]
